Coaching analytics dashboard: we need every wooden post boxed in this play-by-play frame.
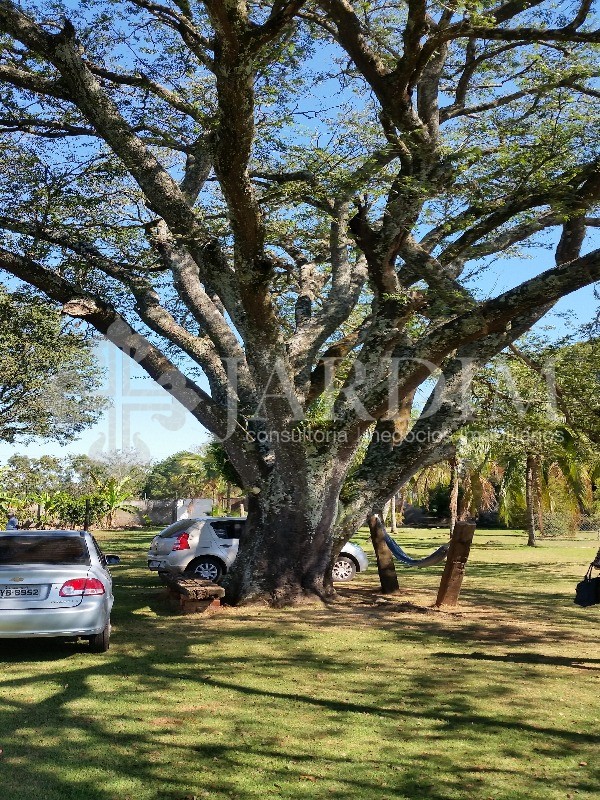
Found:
[435,520,476,607]
[390,495,397,533]
[368,512,400,594]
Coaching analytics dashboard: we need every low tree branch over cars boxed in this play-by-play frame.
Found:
[0,1,599,604]
[0,287,106,443]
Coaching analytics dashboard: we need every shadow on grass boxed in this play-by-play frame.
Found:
[2,533,600,800]
[433,649,600,671]
[2,610,599,798]
[0,637,90,662]
[2,615,599,800]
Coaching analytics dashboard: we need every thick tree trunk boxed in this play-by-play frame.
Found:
[435,521,476,607]
[525,454,537,547]
[368,512,400,594]
[223,466,343,606]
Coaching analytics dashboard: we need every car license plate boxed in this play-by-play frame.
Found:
[149,560,162,569]
[0,584,42,599]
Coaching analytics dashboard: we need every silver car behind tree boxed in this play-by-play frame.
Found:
[148,518,369,582]
[0,530,119,652]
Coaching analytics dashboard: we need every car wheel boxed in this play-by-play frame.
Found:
[88,623,110,653]
[186,557,223,582]
[332,556,356,582]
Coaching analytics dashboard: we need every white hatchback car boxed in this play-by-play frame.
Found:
[0,530,120,652]
[147,517,368,582]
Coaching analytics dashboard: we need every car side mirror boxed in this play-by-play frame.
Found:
[105,555,120,566]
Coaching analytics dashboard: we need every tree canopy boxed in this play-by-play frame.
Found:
[0,287,107,443]
[0,1,599,603]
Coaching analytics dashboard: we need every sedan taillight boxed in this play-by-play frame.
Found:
[59,578,105,597]
[172,532,190,551]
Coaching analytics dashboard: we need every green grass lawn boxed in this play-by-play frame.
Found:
[1,527,600,800]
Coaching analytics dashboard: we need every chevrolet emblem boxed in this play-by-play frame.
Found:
[10,577,24,582]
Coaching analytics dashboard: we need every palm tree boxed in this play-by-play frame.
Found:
[496,433,596,544]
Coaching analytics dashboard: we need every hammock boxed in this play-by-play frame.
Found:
[380,519,450,568]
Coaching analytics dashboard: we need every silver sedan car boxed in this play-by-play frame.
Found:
[0,530,119,652]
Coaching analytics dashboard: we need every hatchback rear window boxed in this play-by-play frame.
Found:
[158,520,195,538]
[0,536,90,565]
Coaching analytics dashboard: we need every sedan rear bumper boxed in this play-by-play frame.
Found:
[0,604,109,638]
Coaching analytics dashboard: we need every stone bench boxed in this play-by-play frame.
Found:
[163,576,225,614]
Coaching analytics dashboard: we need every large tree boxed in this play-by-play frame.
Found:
[0,287,106,443]
[0,1,599,604]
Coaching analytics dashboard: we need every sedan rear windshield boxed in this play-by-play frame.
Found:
[0,536,91,566]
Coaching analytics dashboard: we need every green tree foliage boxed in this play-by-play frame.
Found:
[143,444,242,502]
[0,455,67,496]
[204,442,244,490]
[441,338,600,538]
[70,451,151,499]
[472,338,599,526]
[0,451,150,498]
[0,287,107,443]
[143,451,206,500]
[0,451,151,527]
[548,339,600,446]
[90,474,135,527]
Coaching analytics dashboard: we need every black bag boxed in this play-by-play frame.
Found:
[574,565,600,607]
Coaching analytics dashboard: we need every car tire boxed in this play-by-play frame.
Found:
[332,556,357,582]
[89,622,110,653]
[185,557,224,583]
